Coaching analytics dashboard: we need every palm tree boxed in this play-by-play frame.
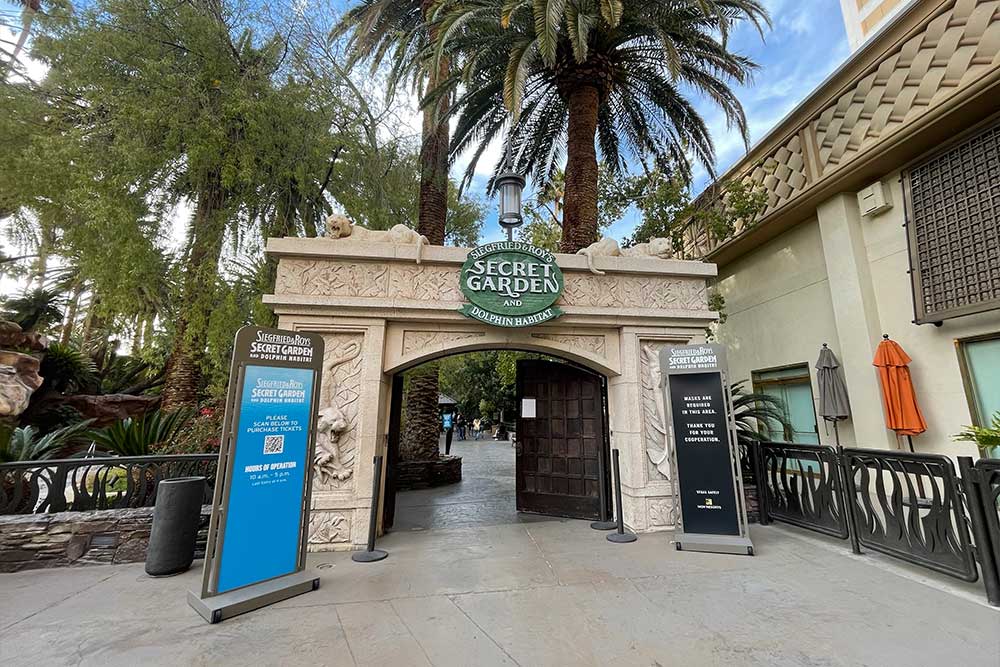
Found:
[427,0,768,251]
[3,0,41,77]
[335,0,451,245]
[3,286,63,332]
[336,1,458,464]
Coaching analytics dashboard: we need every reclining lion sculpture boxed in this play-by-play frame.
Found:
[576,236,675,275]
[325,213,429,264]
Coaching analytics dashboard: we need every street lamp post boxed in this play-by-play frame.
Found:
[496,171,525,242]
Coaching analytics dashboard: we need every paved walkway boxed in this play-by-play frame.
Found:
[1,441,998,666]
[394,438,547,531]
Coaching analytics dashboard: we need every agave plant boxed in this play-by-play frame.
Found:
[0,420,96,463]
[88,409,194,457]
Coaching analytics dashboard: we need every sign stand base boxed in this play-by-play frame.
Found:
[188,570,320,624]
[674,532,754,556]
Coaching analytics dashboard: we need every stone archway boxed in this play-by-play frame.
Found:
[264,238,717,551]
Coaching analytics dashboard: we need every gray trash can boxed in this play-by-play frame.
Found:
[145,476,205,576]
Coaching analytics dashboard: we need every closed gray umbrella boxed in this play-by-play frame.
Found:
[816,343,851,445]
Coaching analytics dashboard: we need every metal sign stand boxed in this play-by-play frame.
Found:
[661,344,753,556]
[189,326,325,623]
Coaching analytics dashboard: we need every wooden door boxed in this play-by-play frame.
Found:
[516,360,607,520]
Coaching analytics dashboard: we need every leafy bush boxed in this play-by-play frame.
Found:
[88,409,194,456]
[954,411,1000,457]
[170,402,224,454]
[1,420,96,463]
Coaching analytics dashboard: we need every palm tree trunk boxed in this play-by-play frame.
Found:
[400,363,442,461]
[560,85,601,253]
[418,0,449,246]
[5,3,36,77]
[162,170,227,411]
[61,281,82,345]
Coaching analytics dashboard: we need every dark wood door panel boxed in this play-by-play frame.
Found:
[516,359,606,520]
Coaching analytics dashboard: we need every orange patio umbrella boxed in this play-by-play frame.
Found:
[873,335,927,449]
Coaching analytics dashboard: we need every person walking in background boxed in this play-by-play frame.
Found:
[456,413,466,441]
[442,412,454,455]
[472,417,482,440]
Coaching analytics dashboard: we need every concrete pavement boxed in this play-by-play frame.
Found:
[1,441,998,666]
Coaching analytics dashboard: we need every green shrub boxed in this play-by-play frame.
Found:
[1,420,96,463]
[88,409,194,456]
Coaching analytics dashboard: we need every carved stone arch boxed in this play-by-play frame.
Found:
[384,324,621,378]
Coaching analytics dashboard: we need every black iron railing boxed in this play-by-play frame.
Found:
[842,448,976,581]
[758,442,848,539]
[0,454,217,515]
[752,442,1000,607]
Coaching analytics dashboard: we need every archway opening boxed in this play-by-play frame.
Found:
[382,348,612,533]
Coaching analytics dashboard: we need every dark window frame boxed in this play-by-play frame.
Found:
[902,118,1000,325]
[751,362,818,443]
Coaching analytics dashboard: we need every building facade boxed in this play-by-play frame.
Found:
[693,0,1000,457]
[840,0,916,50]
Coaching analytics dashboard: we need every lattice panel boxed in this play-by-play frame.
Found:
[745,134,809,213]
[907,121,1000,322]
[814,0,1000,170]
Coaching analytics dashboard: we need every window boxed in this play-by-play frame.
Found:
[752,365,819,444]
[903,121,1000,324]
[959,334,1000,426]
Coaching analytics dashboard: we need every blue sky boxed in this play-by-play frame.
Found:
[474,0,853,244]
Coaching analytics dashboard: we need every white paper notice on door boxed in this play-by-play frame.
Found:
[521,398,536,419]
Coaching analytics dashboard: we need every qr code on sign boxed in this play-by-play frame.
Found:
[263,435,284,455]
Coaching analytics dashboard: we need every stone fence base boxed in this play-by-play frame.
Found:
[0,506,211,573]
[395,456,462,491]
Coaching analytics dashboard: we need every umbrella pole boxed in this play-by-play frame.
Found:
[833,420,841,447]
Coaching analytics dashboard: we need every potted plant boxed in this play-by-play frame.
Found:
[953,411,1000,459]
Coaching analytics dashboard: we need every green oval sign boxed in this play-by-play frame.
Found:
[459,241,564,327]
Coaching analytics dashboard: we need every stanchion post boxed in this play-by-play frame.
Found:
[606,448,637,544]
[591,440,616,531]
[352,455,388,563]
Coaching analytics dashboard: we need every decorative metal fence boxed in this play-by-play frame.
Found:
[752,442,1000,607]
[758,443,848,539]
[0,454,218,515]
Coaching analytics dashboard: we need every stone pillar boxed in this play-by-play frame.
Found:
[816,193,895,449]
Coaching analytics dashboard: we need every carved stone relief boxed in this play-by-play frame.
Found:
[530,333,606,357]
[313,333,364,489]
[389,265,464,302]
[401,330,485,356]
[648,497,677,528]
[276,260,389,298]
[561,274,707,311]
[308,510,350,547]
[640,342,672,482]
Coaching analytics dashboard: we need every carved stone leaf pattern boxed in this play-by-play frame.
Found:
[560,275,707,310]
[648,498,677,527]
[275,260,389,298]
[314,333,364,490]
[308,511,349,545]
[401,331,485,356]
[640,342,672,481]
[389,265,463,302]
[530,334,606,357]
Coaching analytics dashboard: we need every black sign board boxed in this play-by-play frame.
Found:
[660,344,753,555]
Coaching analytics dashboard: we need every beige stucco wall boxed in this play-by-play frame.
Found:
[714,173,1000,457]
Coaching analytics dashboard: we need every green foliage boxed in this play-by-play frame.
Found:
[1,420,95,463]
[171,402,225,454]
[954,412,1000,457]
[438,351,518,420]
[40,342,96,394]
[87,409,194,456]
[2,287,63,333]
[730,381,791,448]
